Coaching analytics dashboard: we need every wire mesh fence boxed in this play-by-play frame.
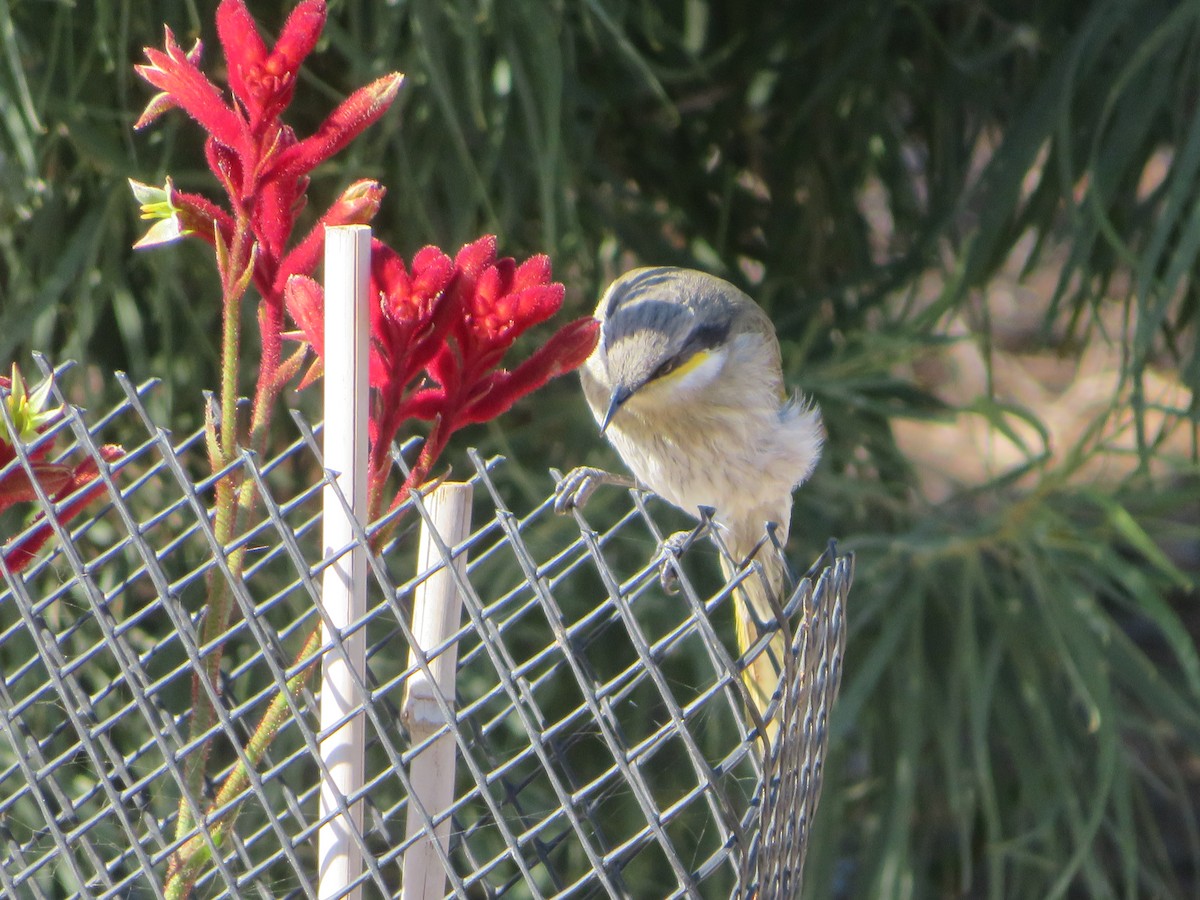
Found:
[0,360,851,899]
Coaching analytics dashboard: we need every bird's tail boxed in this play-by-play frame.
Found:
[720,536,788,745]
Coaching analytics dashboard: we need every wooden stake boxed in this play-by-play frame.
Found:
[402,482,473,899]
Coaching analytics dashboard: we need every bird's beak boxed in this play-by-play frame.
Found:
[600,385,632,435]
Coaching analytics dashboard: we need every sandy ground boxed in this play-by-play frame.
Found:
[859,148,1195,519]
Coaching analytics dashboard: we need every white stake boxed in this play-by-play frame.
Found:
[319,224,371,900]
[402,482,473,900]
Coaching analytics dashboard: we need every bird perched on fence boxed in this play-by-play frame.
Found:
[555,266,823,743]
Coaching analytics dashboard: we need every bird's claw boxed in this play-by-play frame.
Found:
[655,530,694,595]
[554,466,613,514]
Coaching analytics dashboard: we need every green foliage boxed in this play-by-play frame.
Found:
[1,0,1198,896]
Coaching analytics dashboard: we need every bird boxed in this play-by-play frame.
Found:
[555,266,823,743]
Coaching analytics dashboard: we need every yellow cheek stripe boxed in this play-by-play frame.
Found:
[660,349,713,383]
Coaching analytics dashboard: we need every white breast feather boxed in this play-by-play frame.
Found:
[591,332,823,552]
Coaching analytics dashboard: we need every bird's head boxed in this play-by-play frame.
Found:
[589,267,741,432]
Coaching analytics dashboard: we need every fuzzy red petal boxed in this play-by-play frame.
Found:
[272,181,385,296]
[500,284,565,332]
[472,265,504,318]
[266,73,404,180]
[459,317,598,424]
[454,235,497,277]
[136,28,246,151]
[205,138,245,206]
[218,0,326,131]
[511,253,553,292]
[216,0,269,101]
[372,241,412,321]
[284,275,325,358]
[132,34,205,130]
[2,446,123,574]
[269,1,326,78]
[401,387,449,422]
[412,246,456,297]
[0,462,73,514]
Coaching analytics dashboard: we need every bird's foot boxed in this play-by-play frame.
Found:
[656,530,697,595]
[553,466,636,514]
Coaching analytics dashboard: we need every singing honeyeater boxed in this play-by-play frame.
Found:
[555,266,823,741]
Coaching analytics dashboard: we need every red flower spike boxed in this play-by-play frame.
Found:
[454,235,498,277]
[273,180,386,298]
[460,317,599,424]
[133,35,205,130]
[0,462,73,515]
[363,242,458,500]
[267,73,405,183]
[136,28,247,155]
[283,275,326,390]
[136,10,400,268]
[217,0,326,137]
[275,232,592,525]
[216,0,269,95]
[416,236,587,446]
[368,242,456,393]
[218,0,325,132]
[2,446,124,574]
[135,1,403,454]
[433,237,569,384]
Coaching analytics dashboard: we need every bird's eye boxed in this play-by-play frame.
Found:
[651,358,679,381]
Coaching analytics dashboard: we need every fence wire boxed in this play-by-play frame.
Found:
[0,361,851,899]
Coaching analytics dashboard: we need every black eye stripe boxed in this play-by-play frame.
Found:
[690,320,730,351]
[603,268,678,320]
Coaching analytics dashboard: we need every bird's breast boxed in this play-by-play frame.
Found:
[602,396,820,536]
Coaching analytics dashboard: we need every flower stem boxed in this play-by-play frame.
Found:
[171,221,252,870]
[248,302,283,456]
[165,624,324,900]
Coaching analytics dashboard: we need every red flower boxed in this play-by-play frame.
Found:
[286,235,598,520]
[0,369,125,574]
[368,244,457,392]
[134,31,242,152]
[133,0,402,427]
[135,1,401,259]
[453,315,600,424]
[216,0,324,137]
[0,450,71,516]
[273,180,387,302]
[426,236,598,427]
[2,446,125,574]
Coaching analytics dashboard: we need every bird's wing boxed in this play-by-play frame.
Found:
[734,297,787,398]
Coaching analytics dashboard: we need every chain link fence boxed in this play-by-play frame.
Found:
[0,360,851,898]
